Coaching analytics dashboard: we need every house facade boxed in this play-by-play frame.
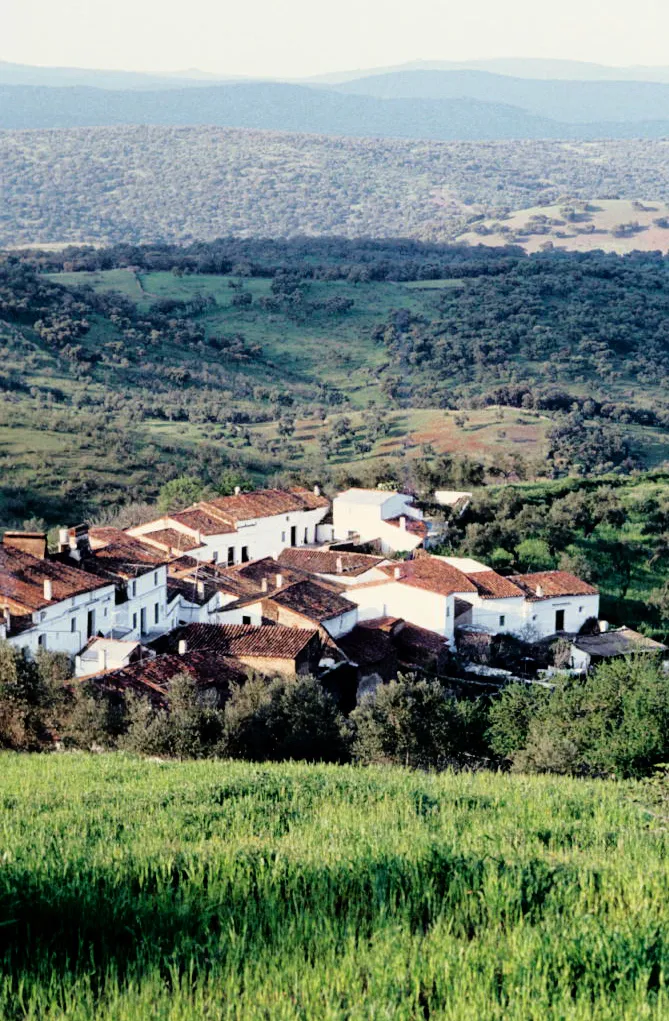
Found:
[332,488,427,554]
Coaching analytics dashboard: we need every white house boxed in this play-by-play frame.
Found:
[0,533,117,656]
[332,489,427,554]
[508,572,600,638]
[75,637,146,678]
[128,487,330,565]
[347,557,476,643]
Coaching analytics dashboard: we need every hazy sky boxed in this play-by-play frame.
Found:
[5,0,669,77]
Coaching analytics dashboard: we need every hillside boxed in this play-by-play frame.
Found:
[4,129,669,248]
[2,242,669,532]
[2,754,668,1020]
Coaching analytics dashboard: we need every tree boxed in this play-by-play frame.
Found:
[351,675,488,769]
[157,476,204,513]
[223,674,349,763]
[515,538,554,573]
[0,643,56,750]
[216,470,253,496]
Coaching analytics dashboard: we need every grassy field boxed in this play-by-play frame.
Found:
[1,754,668,1020]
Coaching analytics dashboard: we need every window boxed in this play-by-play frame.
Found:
[87,609,96,639]
[290,526,297,547]
[578,605,584,613]
[304,528,309,543]
[38,634,47,648]
[70,618,76,633]
[104,607,108,618]
[227,547,235,566]
[242,615,252,626]
[212,551,219,564]
[281,531,286,543]
[499,615,505,628]
[555,609,565,632]
[140,608,147,634]
[131,581,137,598]
[241,547,249,563]
[154,572,158,586]
[132,612,137,630]
[154,603,160,625]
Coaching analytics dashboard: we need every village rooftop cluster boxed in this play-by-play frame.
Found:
[0,486,663,702]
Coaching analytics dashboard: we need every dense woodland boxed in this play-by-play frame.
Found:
[4,129,669,246]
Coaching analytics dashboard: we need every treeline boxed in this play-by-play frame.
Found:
[16,236,522,281]
[2,642,668,780]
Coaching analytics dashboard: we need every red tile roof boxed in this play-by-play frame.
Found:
[277,548,386,577]
[0,545,111,613]
[169,509,236,536]
[161,623,318,660]
[335,625,394,666]
[267,579,357,623]
[135,529,206,554]
[203,487,329,523]
[386,516,429,538]
[508,571,598,601]
[466,571,525,600]
[90,651,248,705]
[378,557,476,597]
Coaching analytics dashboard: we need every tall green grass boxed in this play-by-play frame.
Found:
[0,754,668,1019]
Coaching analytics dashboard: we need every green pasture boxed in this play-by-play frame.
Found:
[0,754,667,1020]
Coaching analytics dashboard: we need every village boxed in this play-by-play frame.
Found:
[0,484,665,707]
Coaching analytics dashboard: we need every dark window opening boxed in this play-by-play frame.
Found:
[555,609,565,632]
[227,547,235,566]
[290,526,297,547]
[87,609,96,639]
[140,607,147,634]
[241,547,250,563]
[499,615,505,628]
[242,615,252,626]
[304,527,309,543]
[154,603,160,625]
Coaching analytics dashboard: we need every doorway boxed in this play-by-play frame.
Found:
[555,609,565,632]
[290,526,297,546]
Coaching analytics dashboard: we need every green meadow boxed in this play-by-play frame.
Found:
[1,754,668,1020]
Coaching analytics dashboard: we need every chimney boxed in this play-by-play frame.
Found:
[178,639,188,655]
[43,579,53,601]
[399,515,407,531]
[197,581,205,598]
[195,530,202,545]
[3,531,47,560]
[394,566,402,580]
[67,524,90,561]
[234,486,241,496]
[336,557,343,574]
[275,573,283,589]
[313,485,321,497]
[536,584,544,598]
[261,578,268,593]
[98,647,107,671]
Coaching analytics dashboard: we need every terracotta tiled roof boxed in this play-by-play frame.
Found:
[386,517,429,538]
[466,571,525,600]
[203,487,329,523]
[0,546,112,613]
[90,651,248,705]
[167,576,221,606]
[169,509,236,535]
[335,625,394,666]
[509,571,598,601]
[378,557,476,597]
[161,623,318,660]
[267,579,357,623]
[277,548,386,577]
[135,529,206,554]
[221,557,302,590]
[394,622,449,664]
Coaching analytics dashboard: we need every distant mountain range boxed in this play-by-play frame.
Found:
[3,59,669,138]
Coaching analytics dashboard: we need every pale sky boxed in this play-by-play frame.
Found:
[5,0,669,78]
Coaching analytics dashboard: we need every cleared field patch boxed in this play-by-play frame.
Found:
[457,198,669,254]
